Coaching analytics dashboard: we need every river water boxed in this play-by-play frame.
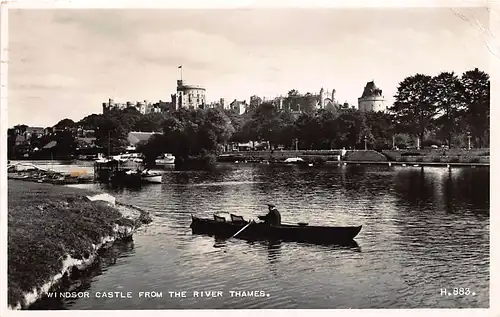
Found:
[21,162,489,309]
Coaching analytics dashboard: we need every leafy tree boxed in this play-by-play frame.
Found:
[54,118,76,130]
[318,109,339,149]
[246,103,282,148]
[461,68,490,147]
[134,113,165,132]
[390,74,437,148]
[358,113,375,149]
[13,124,28,135]
[94,115,129,155]
[364,111,394,149]
[334,109,361,149]
[430,71,465,147]
[78,114,103,130]
[293,112,322,149]
[143,108,236,164]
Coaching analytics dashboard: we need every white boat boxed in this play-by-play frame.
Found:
[141,170,163,184]
[113,153,144,168]
[155,153,175,165]
[284,157,304,163]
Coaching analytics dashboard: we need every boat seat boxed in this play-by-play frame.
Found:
[230,214,245,222]
[214,215,226,222]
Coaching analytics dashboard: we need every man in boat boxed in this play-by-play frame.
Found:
[258,204,281,226]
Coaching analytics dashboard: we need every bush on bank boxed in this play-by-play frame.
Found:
[7,180,135,309]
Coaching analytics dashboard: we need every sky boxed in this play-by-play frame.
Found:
[7,6,492,127]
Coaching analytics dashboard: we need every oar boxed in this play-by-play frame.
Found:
[230,220,255,239]
[213,220,256,247]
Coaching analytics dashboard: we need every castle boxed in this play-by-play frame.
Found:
[102,98,162,115]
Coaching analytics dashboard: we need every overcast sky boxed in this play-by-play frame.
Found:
[8,7,491,127]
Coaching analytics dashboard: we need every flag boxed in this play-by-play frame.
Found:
[178,65,182,69]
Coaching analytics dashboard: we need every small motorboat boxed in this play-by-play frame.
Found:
[284,157,304,164]
[155,153,176,165]
[140,170,163,184]
[190,214,362,245]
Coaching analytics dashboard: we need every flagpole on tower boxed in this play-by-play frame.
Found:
[178,65,183,81]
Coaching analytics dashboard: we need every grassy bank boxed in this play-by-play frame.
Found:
[7,180,136,309]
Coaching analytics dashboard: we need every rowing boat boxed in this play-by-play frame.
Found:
[190,215,362,244]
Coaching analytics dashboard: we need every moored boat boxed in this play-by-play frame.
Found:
[155,153,176,165]
[190,214,362,244]
[141,170,163,183]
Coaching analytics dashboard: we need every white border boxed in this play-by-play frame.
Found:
[0,1,497,317]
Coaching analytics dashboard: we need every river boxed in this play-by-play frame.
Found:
[22,162,489,309]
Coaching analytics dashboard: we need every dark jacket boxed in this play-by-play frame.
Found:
[262,208,281,225]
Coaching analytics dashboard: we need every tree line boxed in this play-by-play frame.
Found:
[7,68,489,162]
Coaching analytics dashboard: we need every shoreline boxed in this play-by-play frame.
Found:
[7,180,152,310]
[217,149,490,167]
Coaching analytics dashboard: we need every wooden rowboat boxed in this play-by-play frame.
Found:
[190,215,362,245]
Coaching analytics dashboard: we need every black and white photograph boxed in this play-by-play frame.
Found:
[1,0,495,315]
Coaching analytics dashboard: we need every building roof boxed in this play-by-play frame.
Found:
[360,81,383,98]
[127,131,159,145]
[43,141,57,149]
[25,127,45,133]
[230,100,247,106]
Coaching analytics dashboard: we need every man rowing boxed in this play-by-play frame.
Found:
[258,204,282,225]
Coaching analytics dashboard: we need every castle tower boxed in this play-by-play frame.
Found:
[358,80,386,112]
[319,87,325,108]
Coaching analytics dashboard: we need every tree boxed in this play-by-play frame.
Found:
[390,74,437,148]
[460,68,490,148]
[334,108,361,149]
[94,115,129,155]
[358,113,375,149]
[134,113,165,132]
[430,71,465,147]
[364,111,395,149]
[318,110,339,149]
[13,124,28,135]
[153,108,236,164]
[247,103,282,148]
[78,114,103,130]
[293,112,322,149]
[54,118,76,130]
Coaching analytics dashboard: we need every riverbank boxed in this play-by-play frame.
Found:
[218,149,490,165]
[7,180,152,310]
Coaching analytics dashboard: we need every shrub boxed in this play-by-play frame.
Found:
[432,157,441,163]
[449,157,460,163]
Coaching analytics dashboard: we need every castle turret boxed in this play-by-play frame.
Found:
[319,87,325,108]
[358,80,386,112]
